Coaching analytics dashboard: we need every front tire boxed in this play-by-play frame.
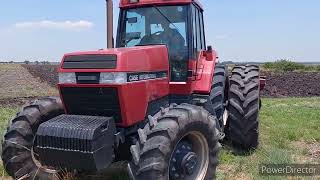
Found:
[1,97,64,180]
[227,65,260,151]
[129,104,219,180]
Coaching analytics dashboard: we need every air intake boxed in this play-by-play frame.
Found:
[62,54,117,69]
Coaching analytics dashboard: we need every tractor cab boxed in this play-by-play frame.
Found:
[117,0,208,82]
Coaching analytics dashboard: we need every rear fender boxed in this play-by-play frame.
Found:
[260,76,266,91]
[193,50,218,94]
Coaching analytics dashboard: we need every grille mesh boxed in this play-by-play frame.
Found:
[61,87,121,122]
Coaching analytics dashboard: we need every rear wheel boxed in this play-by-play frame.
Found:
[1,97,64,180]
[210,64,229,130]
[128,104,219,180]
[227,65,260,151]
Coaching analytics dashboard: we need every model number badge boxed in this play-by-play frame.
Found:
[127,71,167,82]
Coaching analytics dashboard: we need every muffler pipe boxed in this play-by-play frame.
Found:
[106,0,114,48]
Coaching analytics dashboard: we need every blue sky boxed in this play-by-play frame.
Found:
[0,0,319,62]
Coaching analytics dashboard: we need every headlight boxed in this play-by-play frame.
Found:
[59,73,76,84]
[100,72,127,84]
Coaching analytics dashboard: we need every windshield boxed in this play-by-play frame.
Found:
[118,6,188,53]
[117,5,190,82]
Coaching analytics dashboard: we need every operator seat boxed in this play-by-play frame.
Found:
[139,24,185,55]
[160,28,185,52]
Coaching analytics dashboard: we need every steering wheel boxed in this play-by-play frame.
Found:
[139,31,163,45]
[151,31,163,36]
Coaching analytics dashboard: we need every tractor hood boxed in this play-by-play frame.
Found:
[59,45,169,73]
[57,45,170,127]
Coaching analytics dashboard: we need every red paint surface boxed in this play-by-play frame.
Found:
[59,45,169,73]
[58,45,170,127]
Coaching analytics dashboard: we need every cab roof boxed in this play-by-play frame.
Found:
[119,0,203,10]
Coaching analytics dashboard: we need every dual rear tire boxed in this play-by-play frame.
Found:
[208,63,261,151]
[227,65,261,151]
[210,64,229,131]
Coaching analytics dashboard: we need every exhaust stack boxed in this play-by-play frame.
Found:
[106,0,113,48]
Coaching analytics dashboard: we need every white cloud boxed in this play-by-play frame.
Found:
[14,20,93,30]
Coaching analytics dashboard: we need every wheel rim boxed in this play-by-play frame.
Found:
[169,131,209,180]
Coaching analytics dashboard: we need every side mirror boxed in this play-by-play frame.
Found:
[205,46,214,61]
[127,17,138,24]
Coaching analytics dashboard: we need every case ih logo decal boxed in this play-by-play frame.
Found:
[127,71,167,82]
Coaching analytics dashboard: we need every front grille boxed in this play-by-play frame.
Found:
[61,87,121,122]
[62,54,117,69]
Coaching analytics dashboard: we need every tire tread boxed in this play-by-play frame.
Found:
[228,65,260,151]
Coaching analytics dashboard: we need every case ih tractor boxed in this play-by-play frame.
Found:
[2,0,265,179]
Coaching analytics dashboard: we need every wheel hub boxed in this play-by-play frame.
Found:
[169,141,199,179]
[182,152,198,175]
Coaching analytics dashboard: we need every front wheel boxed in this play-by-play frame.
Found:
[128,104,220,180]
[1,97,64,180]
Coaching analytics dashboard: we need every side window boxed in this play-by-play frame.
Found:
[199,11,206,49]
[192,5,204,58]
[192,6,197,55]
[195,9,201,51]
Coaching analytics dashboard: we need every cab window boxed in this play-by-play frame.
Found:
[191,5,206,58]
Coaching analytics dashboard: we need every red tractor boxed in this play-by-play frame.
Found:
[2,0,265,179]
